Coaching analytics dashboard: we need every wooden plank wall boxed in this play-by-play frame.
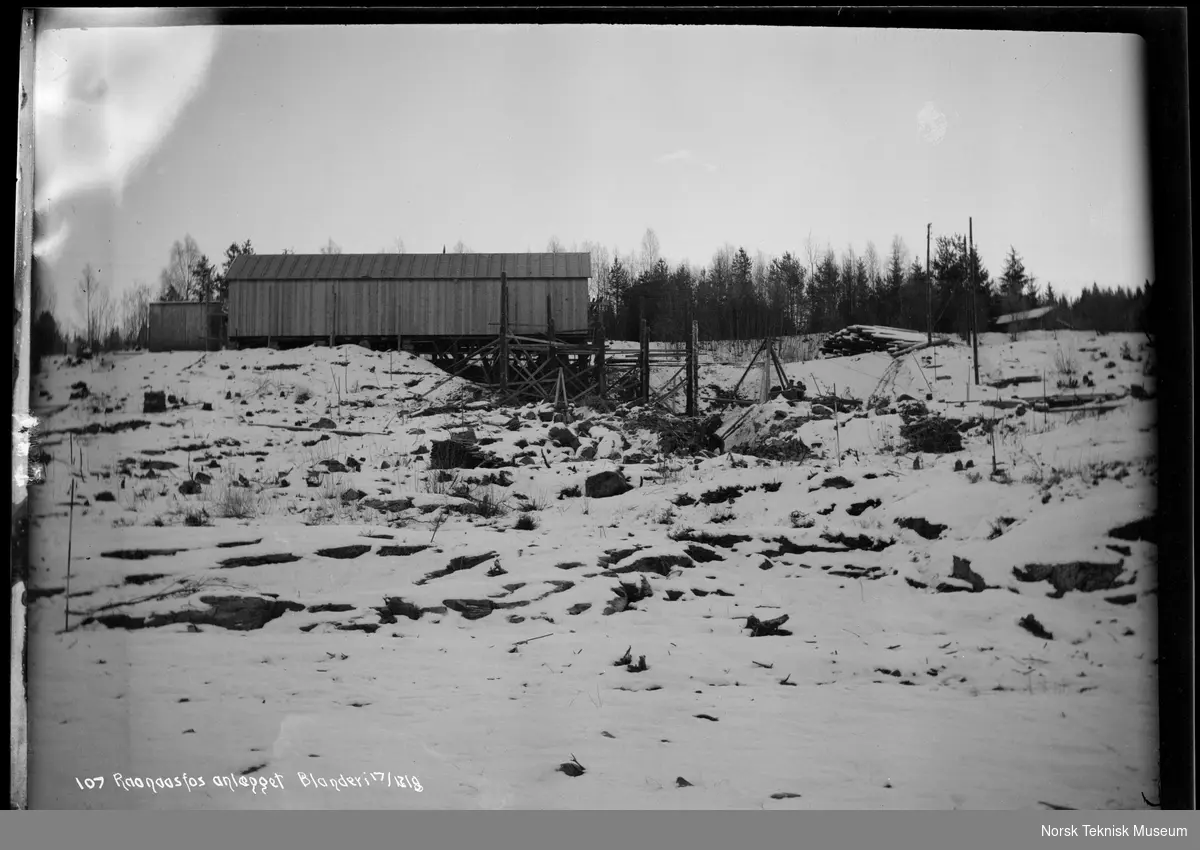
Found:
[148,303,213,351]
[229,278,590,339]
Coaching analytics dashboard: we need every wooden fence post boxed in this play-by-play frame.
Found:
[685,306,697,416]
[499,272,509,394]
[596,320,606,396]
[640,317,650,405]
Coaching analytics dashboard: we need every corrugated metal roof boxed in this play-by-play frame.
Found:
[225,253,592,281]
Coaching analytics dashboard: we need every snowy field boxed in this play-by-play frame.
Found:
[22,330,1160,810]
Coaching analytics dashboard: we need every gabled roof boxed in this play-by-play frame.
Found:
[224,253,592,281]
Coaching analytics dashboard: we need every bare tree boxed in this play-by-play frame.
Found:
[804,230,818,282]
[119,281,154,347]
[451,240,471,254]
[392,236,405,253]
[579,240,612,305]
[546,235,564,254]
[637,227,661,278]
[159,235,202,301]
[78,263,98,349]
[319,238,342,255]
[864,241,881,286]
[92,282,116,348]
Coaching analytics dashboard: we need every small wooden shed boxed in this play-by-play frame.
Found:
[147,302,227,351]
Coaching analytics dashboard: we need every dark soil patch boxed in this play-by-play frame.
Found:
[217,553,302,569]
[415,552,496,585]
[820,532,895,552]
[123,573,168,586]
[430,440,509,471]
[604,576,654,615]
[568,603,592,615]
[596,547,646,567]
[101,549,186,560]
[904,577,928,589]
[377,544,431,557]
[900,414,964,453]
[828,565,886,580]
[1108,517,1155,543]
[556,561,585,570]
[56,420,151,437]
[846,498,881,517]
[216,539,263,548]
[672,493,698,507]
[307,603,355,613]
[83,596,304,631]
[1012,561,1129,597]
[375,597,426,622]
[263,363,301,371]
[442,599,497,620]
[1018,614,1054,640]
[670,530,751,549]
[26,587,64,602]
[607,554,693,577]
[316,545,371,560]
[140,459,179,471]
[336,623,380,633]
[361,497,415,514]
[820,476,854,489]
[1104,593,1138,606]
[949,556,990,592]
[986,517,1018,540]
[684,544,724,563]
[761,537,851,556]
[700,485,745,505]
[895,517,947,540]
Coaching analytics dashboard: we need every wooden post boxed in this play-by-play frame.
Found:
[926,222,932,344]
[964,217,974,384]
[691,319,700,413]
[546,292,555,374]
[685,306,697,416]
[65,477,75,632]
[834,382,841,467]
[596,321,606,396]
[499,272,509,394]
[759,345,771,403]
[640,317,650,405]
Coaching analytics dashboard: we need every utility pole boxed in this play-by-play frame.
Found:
[926,223,932,344]
[969,217,979,385]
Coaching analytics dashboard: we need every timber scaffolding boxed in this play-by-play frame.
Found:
[428,275,701,412]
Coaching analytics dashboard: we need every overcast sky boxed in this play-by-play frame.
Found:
[34,23,1152,326]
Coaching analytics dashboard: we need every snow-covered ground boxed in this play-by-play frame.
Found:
[22,331,1160,809]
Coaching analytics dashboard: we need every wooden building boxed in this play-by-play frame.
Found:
[147,302,226,352]
[225,252,592,349]
[992,305,1060,333]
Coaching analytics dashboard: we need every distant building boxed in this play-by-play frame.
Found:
[991,304,1061,333]
[147,302,227,352]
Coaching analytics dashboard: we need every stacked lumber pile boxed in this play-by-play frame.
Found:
[819,325,933,358]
